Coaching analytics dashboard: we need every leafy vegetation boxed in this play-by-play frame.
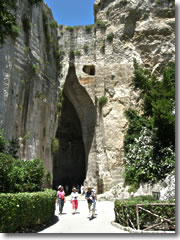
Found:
[124,60,175,188]
[32,63,40,74]
[85,24,93,33]
[114,196,175,231]
[100,40,105,54]
[51,137,60,154]
[0,0,20,45]
[49,20,58,29]
[0,129,51,193]
[98,96,108,105]
[95,20,107,30]
[107,32,114,42]
[83,44,89,53]
[28,0,43,4]
[0,153,48,193]
[0,129,7,153]
[0,189,56,232]
[66,26,74,32]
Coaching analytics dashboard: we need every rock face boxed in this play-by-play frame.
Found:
[0,0,59,175]
[0,0,175,194]
[98,171,175,201]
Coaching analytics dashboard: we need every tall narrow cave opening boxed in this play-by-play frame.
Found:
[53,93,86,194]
[53,64,96,194]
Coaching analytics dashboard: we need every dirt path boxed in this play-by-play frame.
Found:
[38,199,128,233]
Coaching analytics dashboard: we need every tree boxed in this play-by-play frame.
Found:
[124,61,175,187]
[132,59,175,148]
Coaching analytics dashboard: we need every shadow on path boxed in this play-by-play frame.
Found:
[15,215,59,233]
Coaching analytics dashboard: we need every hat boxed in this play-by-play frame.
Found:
[87,186,92,189]
[72,187,76,190]
[58,185,62,189]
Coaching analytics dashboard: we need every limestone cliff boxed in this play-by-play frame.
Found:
[0,0,59,175]
[0,0,175,193]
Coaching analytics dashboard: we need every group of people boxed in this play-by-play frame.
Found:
[56,185,97,220]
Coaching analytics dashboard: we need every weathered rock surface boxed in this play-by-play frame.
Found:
[98,171,175,201]
[0,0,175,195]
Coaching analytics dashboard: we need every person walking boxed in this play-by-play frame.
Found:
[80,185,84,195]
[56,185,66,215]
[71,187,79,214]
[85,186,97,220]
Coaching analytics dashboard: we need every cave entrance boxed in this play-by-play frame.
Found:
[53,93,85,194]
[53,64,96,195]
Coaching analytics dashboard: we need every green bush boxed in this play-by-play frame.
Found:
[0,153,14,193]
[132,60,175,147]
[29,0,43,4]
[100,41,105,54]
[98,96,108,105]
[32,63,40,74]
[0,129,8,153]
[83,44,89,53]
[85,25,93,33]
[124,61,175,187]
[10,25,20,40]
[107,32,114,42]
[0,154,48,193]
[0,189,56,233]
[0,0,17,44]
[51,137,60,154]
[66,26,74,32]
[11,158,46,193]
[114,196,175,231]
[95,20,107,30]
[50,20,58,28]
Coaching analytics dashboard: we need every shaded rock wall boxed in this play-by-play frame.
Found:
[0,0,59,175]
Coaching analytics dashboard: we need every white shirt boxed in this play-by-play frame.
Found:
[71,191,78,200]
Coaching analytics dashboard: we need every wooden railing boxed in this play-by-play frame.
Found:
[114,202,175,231]
[136,203,175,231]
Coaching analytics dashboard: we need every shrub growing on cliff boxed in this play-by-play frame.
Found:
[132,59,175,147]
[124,127,175,188]
[83,44,89,53]
[98,96,108,105]
[29,0,43,5]
[0,0,19,44]
[107,32,114,42]
[95,20,107,30]
[124,61,175,188]
[85,24,93,33]
[51,137,60,154]
[50,20,58,29]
